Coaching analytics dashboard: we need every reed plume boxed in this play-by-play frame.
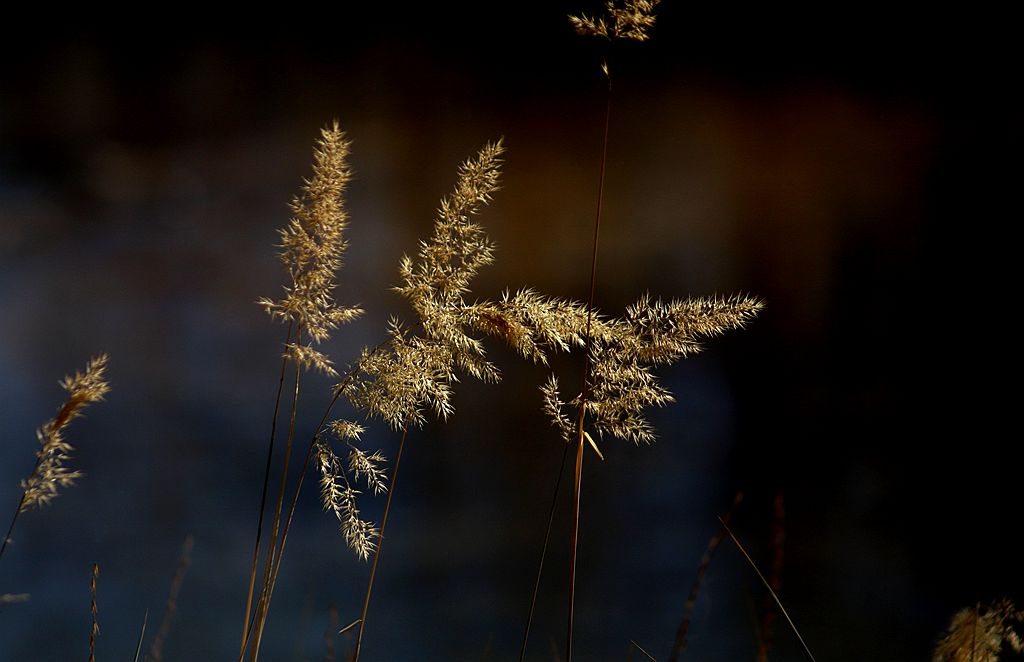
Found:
[242,121,362,660]
[1,354,110,563]
[22,354,111,510]
[257,120,364,372]
[569,0,662,42]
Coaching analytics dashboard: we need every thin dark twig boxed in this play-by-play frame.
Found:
[630,640,658,662]
[519,441,571,661]
[133,609,148,662]
[148,534,193,662]
[720,519,817,662]
[669,492,743,661]
[352,419,411,662]
[0,473,31,562]
[757,492,785,662]
[567,64,612,662]
[240,321,294,655]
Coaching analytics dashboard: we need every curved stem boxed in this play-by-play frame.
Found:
[0,466,33,563]
[352,419,410,662]
[518,441,571,661]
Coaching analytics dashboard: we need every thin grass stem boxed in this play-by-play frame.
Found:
[133,609,148,662]
[240,322,295,655]
[519,441,571,661]
[566,65,612,662]
[0,465,33,563]
[720,519,816,662]
[630,640,658,662]
[352,418,410,662]
[255,338,393,653]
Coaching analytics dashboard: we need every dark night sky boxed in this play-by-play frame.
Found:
[1,4,1020,661]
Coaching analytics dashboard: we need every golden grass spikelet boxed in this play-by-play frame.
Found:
[329,419,366,441]
[283,342,338,377]
[934,599,1024,662]
[586,294,762,443]
[622,294,765,365]
[541,375,576,443]
[395,139,504,312]
[466,290,598,366]
[532,293,762,444]
[258,121,363,364]
[315,436,378,561]
[343,142,510,433]
[569,0,662,42]
[345,320,456,430]
[347,446,388,496]
[21,354,110,511]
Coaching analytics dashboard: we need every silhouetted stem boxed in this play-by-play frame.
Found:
[249,327,304,661]
[240,322,294,656]
[518,441,571,661]
[567,65,612,662]
[352,419,410,662]
[721,520,817,662]
[0,461,34,563]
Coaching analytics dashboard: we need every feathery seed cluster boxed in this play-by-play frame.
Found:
[569,0,662,42]
[21,354,110,511]
[933,599,1024,662]
[267,127,760,559]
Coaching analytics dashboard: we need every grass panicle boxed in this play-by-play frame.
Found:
[257,121,363,344]
[934,599,1024,662]
[242,122,362,661]
[22,354,110,511]
[569,0,662,42]
[1,354,110,564]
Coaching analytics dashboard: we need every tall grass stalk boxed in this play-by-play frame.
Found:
[721,519,817,662]
[352,419,410,662]
[239,323,294,657]
[566,69,612,662]
[248,330,304,660]
[518,442,571,662]
[1,355,110,564]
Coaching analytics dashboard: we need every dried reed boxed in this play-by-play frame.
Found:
[1,354,110,563]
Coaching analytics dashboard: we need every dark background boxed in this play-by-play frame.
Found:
[1,3,1019,660]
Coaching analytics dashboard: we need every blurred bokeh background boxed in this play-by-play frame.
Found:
[1,3,1019,660]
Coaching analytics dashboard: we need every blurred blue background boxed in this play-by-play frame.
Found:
[1,3,1019,660]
